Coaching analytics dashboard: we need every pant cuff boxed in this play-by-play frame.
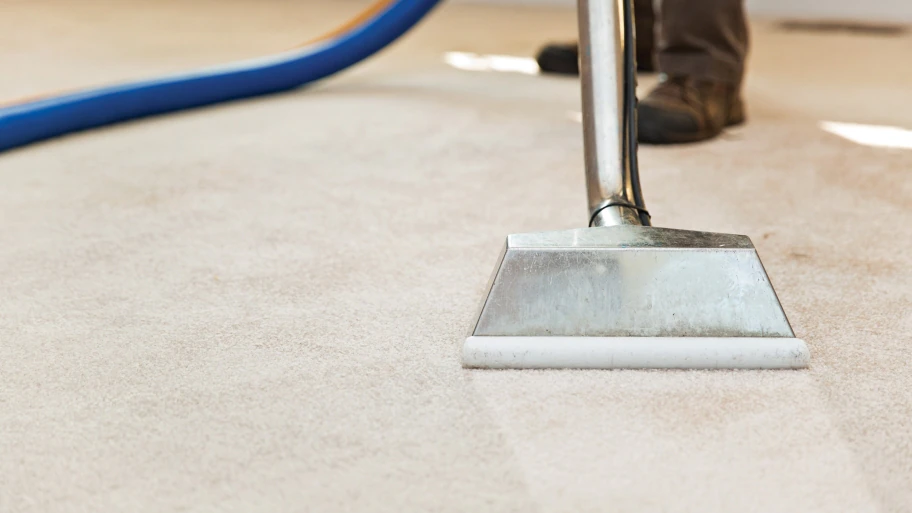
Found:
[657,52,743,85]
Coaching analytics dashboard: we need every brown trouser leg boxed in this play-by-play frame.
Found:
[634,0,656,68]
[656,0,749,85]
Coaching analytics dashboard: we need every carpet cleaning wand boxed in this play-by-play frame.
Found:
[463,0,809,369]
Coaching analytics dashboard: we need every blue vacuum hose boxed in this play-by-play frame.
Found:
[0,0,442,153]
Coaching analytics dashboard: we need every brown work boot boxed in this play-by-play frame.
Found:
[536,39,656,76]
[536,42,581,76]
[637,75,745,144]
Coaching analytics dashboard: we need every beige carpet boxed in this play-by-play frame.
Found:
[2,1,911,511]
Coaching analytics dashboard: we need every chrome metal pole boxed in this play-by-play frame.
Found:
[578,0,641,227]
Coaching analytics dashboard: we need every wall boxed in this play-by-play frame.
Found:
[457,0,912,23]
[746,0,912,22]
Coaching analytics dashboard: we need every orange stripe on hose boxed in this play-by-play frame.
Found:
[302,0,394,45]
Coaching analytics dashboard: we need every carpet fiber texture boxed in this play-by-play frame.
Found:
[2,1,911,512]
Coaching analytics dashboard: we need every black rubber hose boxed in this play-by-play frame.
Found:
[623,0,651,226]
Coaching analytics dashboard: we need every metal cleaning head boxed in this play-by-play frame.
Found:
[463,225,809,369]
[462,0,809,369]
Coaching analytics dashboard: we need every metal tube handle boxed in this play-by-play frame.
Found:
[578,0,644,227]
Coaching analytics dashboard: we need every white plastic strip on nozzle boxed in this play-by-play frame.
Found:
[463,337,810,370]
